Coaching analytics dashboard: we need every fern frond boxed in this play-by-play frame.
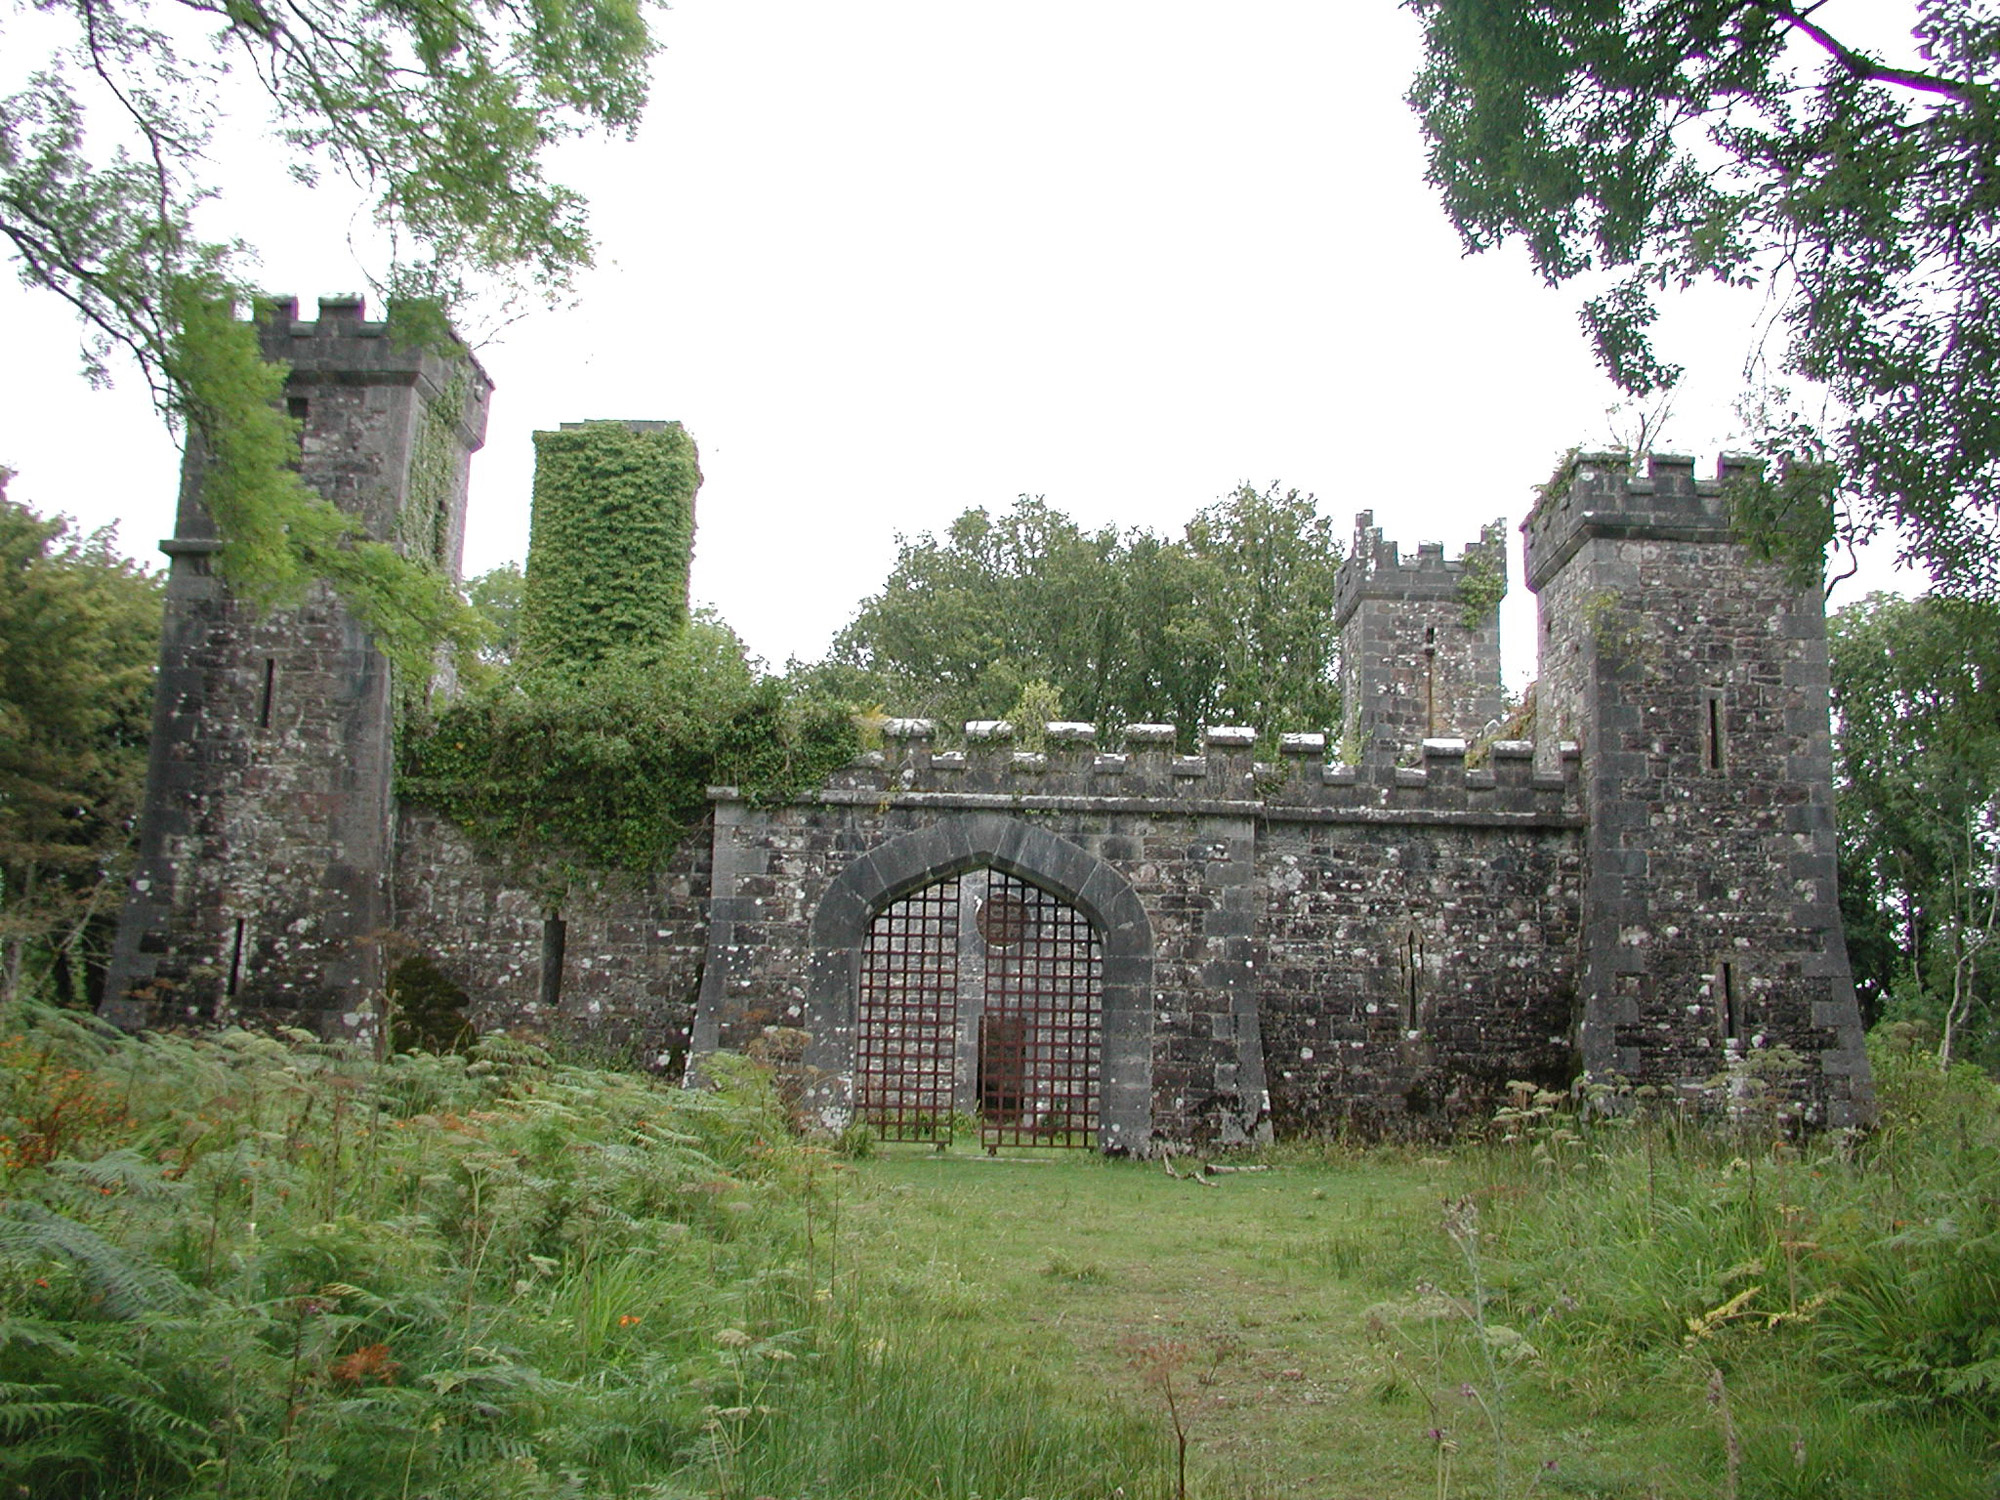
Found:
[0,1310,83,1357]
[0,1202,193,1317]
[47,1148,192,1203]
[0,1381,88,1438]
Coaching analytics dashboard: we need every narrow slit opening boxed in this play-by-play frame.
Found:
[1719,960,1740,1043]
[540,914,567,1009]
[1402,928,1421,1029]
[258,659,276,729]
[227,918,247,997]
[1706,694,1725,772]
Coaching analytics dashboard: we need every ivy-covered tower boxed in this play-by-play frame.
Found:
[102,296,491,1035]
[519,420,701,670]
[1524,453,1872,1125]
[1333,512,1508,753]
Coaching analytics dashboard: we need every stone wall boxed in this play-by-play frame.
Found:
[391,812,710,1067]
[683,723,1583,1148]
[1257,803,1582,1135]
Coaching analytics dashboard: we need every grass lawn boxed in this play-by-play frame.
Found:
[838,1143,1701,1500]
[828,1136,1952,1500]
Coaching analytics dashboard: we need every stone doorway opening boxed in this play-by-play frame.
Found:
[855,869,1102,1149]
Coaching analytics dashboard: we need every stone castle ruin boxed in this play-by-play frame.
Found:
[101,299,1875,1148]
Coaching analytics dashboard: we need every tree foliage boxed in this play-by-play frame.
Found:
[0,482,162,1008]
[1,0,659,657]
[1831,592,2000,1066]
[819,485,1343,741]
[464,561,524,670]
[1409,1,2000,594]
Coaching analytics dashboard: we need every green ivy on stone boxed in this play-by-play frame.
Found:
[519,422,699,672]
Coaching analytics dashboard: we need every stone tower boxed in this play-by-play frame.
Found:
[1334,512,1507,753]
[1524,453,1872,1124]
[102,296,491,1035]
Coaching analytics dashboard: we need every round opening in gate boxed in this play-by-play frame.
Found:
[976,893,1033,948]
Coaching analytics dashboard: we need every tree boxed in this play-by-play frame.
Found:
[465,562,525,670]
[0,479,162,1006]
[1182,483,1344,735]
[826,497,1129,728]
[1830,592,2000,1066]
[2,0,659,666]
[1408,1,2000,594]
[822,486,1344,740]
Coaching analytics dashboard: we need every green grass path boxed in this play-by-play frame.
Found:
[839,1148,1590,1500]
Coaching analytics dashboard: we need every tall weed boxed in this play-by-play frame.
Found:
[0,1005,1156,1498]
[1454,1042,2000,1496]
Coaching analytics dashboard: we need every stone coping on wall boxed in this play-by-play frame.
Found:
[713,726,1581,825]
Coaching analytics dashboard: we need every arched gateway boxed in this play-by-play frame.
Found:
[798,817,1155,1154]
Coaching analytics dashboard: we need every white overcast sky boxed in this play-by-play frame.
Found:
[0,1,1923,693]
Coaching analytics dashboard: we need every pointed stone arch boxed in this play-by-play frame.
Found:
[802,814,1154,1153]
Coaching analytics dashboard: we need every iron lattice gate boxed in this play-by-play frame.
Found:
[855,878,959,1143]
[855,870,1102,1148]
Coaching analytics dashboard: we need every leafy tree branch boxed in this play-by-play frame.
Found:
[1408,0,2000,595]
[1,0,660,661]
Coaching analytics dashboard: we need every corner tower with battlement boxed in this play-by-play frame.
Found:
[1335,512,1508,753]
[1525,453,1872,1125]
[103,297,491,1034]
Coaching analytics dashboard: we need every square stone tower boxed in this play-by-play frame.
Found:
[1334,511,1508,754]
[1524,452,1872,1124]
[102,297,491,1035]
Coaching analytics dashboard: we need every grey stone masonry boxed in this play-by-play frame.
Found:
[103,297,491,1035]
[685,721,1585,1149]
[1336,512,1508,753]
[104,342,1873,1147]
[1523,453,1873,1127]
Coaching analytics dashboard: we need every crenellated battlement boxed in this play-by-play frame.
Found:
[262,294,385,337]
[1523,450,1756,592]
[1332,510,1507,629]
[788,719,1581,825]
[256,295,494,422]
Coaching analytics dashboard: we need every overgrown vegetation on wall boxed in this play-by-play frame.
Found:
[399,619,859,876]
[402,420,856,877]
[398,366,472,572]
[518,422,699,672]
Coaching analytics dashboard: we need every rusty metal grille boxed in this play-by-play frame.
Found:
[856,880,959,1142]
[978,873,1101,1149]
